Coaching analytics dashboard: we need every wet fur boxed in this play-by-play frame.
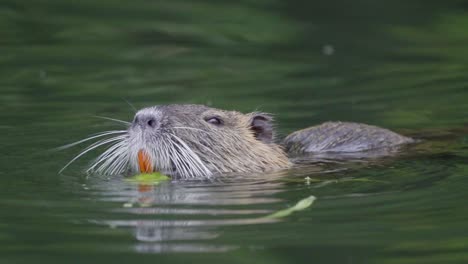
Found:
[61,104,412,179]
[65,105,290,179]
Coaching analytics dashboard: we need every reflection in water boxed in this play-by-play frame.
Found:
[133,243,237,254]
[91,174,288,253]
[64,138,463,256]
[86,152,440,254]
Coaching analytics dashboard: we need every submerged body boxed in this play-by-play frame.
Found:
[284,121,413,155]
[65,104,414,179]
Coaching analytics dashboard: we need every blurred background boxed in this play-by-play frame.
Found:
[1,0,468,263]
[2,0,467,131]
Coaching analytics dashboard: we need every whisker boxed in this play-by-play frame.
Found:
[88,130,128,136]
[169,140,195,178]
[170,134,211,178]
[86,142,125,174]
[96,150,128,175]
[172,127,209,134]
[102,142,129,175]
[93,116,131,126]
[122,97,137,113]
[59,135,126,173]
[173,135,222,173]
[87,139,128,173]
[153,136,171,173]
[56,130,127,151]
[169,141,193,178]
[111,152,130,175]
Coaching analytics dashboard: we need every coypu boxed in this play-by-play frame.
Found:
[61,104,414,179]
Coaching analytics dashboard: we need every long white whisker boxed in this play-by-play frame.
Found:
[170,134,211,178]
[110,152,130,175]
[171,128,225,173]
[153,136,171,173]
[102,142,129,175]
[172,127,210,134]
[164,135,193,178]
[93,116,131,126]
[88,130,128,137]
[168,129,215,176]
[59,135,126,173]
[56,130,127,151]
[122,98,137,113]
[170,141,193,178]
[174,135,222,173]
[88,139,128,173]
[98,150,128,175]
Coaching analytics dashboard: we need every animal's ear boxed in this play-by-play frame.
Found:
[248,113,274,144]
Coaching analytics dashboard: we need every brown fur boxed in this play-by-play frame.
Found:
[128,105,291,178]
[81,104,412,179]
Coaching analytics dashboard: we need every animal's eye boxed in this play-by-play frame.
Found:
[205,116,223,126]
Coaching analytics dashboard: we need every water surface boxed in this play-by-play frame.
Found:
[1,1,468,263]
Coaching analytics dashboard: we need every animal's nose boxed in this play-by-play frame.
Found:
[133,113,159,129]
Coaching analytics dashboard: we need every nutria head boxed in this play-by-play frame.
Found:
[66,104,290,179]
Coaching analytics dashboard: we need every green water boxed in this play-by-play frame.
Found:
[1,1,468,263]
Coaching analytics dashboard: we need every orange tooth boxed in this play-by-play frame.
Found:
[138,150,153,173]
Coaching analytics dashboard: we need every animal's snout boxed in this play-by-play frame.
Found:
[133,112,159,129]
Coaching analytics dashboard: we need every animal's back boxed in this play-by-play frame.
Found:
[283,122,414,155]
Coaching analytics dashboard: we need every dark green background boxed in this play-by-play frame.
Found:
[1,0,468,263]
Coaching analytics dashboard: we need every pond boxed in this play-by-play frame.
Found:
[1,0,468,263]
